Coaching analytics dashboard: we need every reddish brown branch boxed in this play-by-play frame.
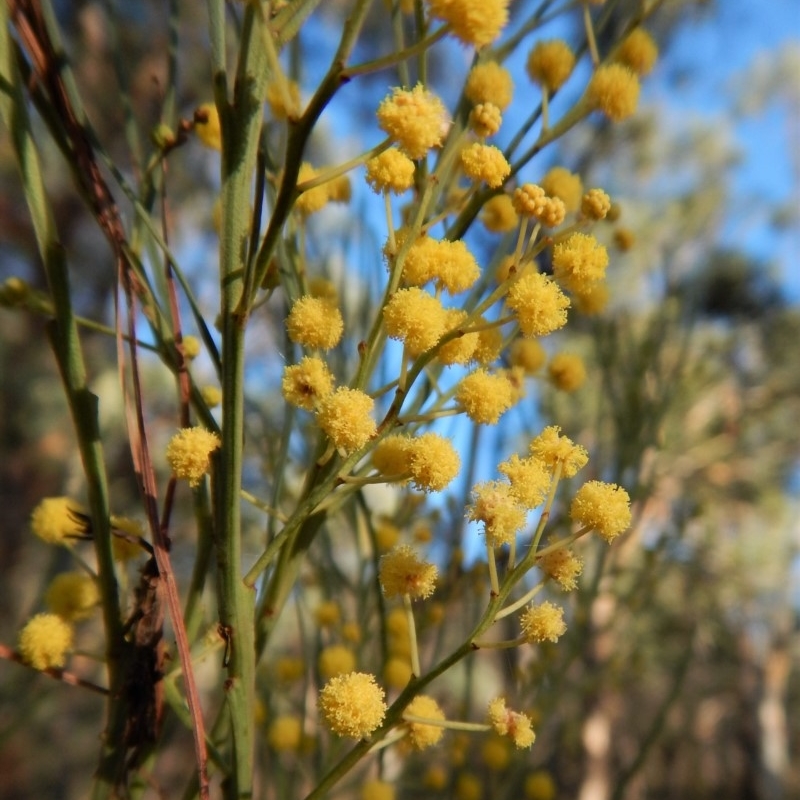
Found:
[0,643,109,696]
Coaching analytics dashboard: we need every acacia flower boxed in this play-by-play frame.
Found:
[267,715,303,752]
[552,232,609,293]
[465,62,514,108]
[286,295,344,350]
[373,434,413,478]
[316,388,376,453]
[539,547,583,591]
[506,272,570,338]
[406,432,461,491]
[194,103,221,150]
[377,84,448,160]
[110,516,146,562]
[366,148,416,194]
[379,545,438,599]
[537,197,566,228]
[456,369,515,424]
[615,28,659,76]
[404,695,446,749]
[282,355,335,411]
[319,672,387,739]
[315,600,341,627]
[460,143,510,188]
[318,645,357,680]
[548,352,587,392]
[541,167,583,213]
[481,194,517,233]
[525,771,557,800]
[30,497,89,544]
[18,613,74,670]
[487,698,536,748]
[182,334,201,359]
[473,324,504,365]
[166,427,221,487]
[581,188,612,220]
[570,480,632,541]
[509,338,547,374]
[294,162,331,215]
[520,602,566,643]
[45,572,100,621]
[362,779,396,800]
[573,281,610,315]
[498,454,550,509]
[468,481,527,547]
[469,102,502,137]
[587,64,640,122]
[529,425,588,478]
[428,0,509,48]
[526,39,575,91]
[384,656,413,689]
[438,309,479,365]
[512,183,547,217]
[482,735,511,770]
[200,385,222,408]
[383,287,447,355]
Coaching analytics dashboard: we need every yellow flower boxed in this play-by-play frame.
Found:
[570,480,632,541]
[182,334,201,359]
[614,227,636,251]
[465,62,514,109]
[469,102,502,137]
[512,183,547,217]
[423,765,449,791]
[362,779,396,800]
[377,84,448,160]
[406,432,461,492]
[525,770,557,800]
[527,39,575,91]
[482,735,511,770]
[455,773,483,800]
[520,602,566,643]
[456,369,515,424]
[509,338,547,374]
[379,545,438,599]
[587,64,640,122]
[316,388,376,453]
[487,698,537,748]
[552,232,609,293]
[428,0,509,48]
[384,656,413,689]
[383,287,447,356]
[267,715,303,752]
[45,572,100,621]
[481,195,518,233]
[318,645,357,680]
[275,656,306,682]
[281,356,335,411]
[375,520,402,552]
[548,352,587,392]
[537,197,566,228]
[460,143,510,188]
[294,163,331,215]
[373,434,413,478]
[200,385,222,408]
[529,425,588,478]
[194,103,221,150]
[286,295,344,350]
[404,695,446,750]
[438,309,479,365]
[165,427,221,487]
[541,167,583,213]
[468,480,527,547]
[573,281,610,315]
[539,547,583,591]
[615,28,658,76]
[30,497,89,544]
[473,324,504,365]
[497,454,550,509]
[18,613,74,670]
[506,272,570,338]
[319,672,386,739]
[581,188,612,220]
[402,237,481,294]
[366,148,416,194]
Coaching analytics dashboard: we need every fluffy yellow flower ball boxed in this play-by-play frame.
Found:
[527,39,575,92]
[570,480,632,541]
[316,387,376,453]
[520,601,566,643]
[468,480,527,547]
[286,295,344,350]
[319,672,386,739]
[548,352,587,392]
[318,644,357,680]
[366,148,416,194]
[465,62,514,109]
[481,194,518,233]
[552,232,609,293]
[460,143,510,188]
[18,613,74,670]
[615,27,659,76]
[456,369,515,424]
[487,698,537,748]
[529,426,588,478]
[404,695,446,749]
[281,355,335,411]
[506,272,570,338]
[428,0,510,48]
[30,497,89,544]
[45,572,100,621]
[194,103,221,150]
[383,287,447,356]
[165,427,221,487]
[377,84,448,160]
[379,545,438,599]
[267,715,303,752]
[587,64,640,122]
